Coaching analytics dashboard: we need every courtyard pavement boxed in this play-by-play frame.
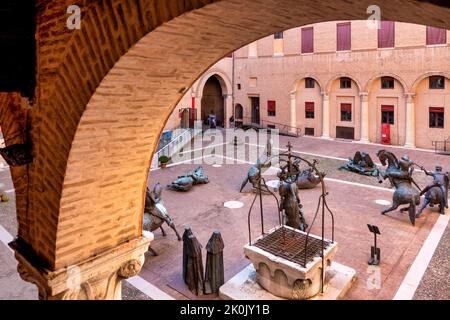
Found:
[0,135,449,300]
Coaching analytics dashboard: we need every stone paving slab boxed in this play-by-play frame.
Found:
[413,220,450,300]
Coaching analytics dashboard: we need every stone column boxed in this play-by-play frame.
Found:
[10,232,153,300]
[223,94,233,128]
[321,93,330,139]
[290,91,297,134]
[360,92,369,143]
[404,93,416,148]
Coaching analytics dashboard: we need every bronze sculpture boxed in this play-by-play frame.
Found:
[143,183,181,255]
[278,166,308,231]
[167,166,209,191]
[376,150,420,225]
[182,227,194,283]
[417,165,449,216]
[296,168,324,189]
[340,151,378,176]
[203,230,225,295]
[240,139,273,192]
[184,234,204,295]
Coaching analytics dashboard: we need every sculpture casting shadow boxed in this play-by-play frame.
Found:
[340,151,378,176]
[167,166,209,191]
[143,183,182,255]
[417,166,449,217]
[376,150,420,226]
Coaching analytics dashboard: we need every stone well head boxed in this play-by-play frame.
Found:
[244,226,338,300]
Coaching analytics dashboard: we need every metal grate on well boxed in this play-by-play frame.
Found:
[253,227,331,267]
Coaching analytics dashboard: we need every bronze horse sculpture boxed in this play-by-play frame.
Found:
[376,150,420,226]
[240,138,273,192]
[143,183,182,255]
[417,166,449,217]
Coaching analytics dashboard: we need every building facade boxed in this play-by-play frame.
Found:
[168,20,450,150]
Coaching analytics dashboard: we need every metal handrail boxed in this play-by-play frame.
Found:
[432,136,450,155]
[241,116,302,137]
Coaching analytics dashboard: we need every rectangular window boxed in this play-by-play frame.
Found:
[429,107,444,128]
[274,32,284,39]
[268,100,276,117]
[237,84,241,90]
[340,77,352,89]
[340,103,352,122]
[381,77,395,89]
[427,26,447,45]
[305,127,315,136]
[305,102,315,119]
[381,105,395,125]
[301,27,314,54]
[378,21,395,48]
[305,78,315,88]
[430,76,445,89]
[337,22,351,51]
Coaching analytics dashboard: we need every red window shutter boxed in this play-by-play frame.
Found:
[381,105,395,112]
[430,107,444,113]
[337,22,351,51]
[378,21,395,48]
[267,100,276,112]
[301,27,314,53]
[427,26,447,45]
[305,102,315,112]
[341,103,352,112]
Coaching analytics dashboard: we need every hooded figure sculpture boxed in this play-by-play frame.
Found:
[204,230,225,294]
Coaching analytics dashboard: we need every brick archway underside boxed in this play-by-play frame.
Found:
[2,0,450,269]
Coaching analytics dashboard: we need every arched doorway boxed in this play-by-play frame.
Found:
[180,109,190,129]
[235,103,244,125]
[201,76,225,127]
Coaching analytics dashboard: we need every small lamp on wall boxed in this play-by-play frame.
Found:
[0,142,33,167]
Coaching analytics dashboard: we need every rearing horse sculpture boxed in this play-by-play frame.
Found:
[376,150,420,226]
[143,183,182,255]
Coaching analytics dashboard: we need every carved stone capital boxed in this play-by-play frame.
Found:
[10,233,153,300]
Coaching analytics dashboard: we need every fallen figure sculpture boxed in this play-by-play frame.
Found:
[143,183,182,255]
[167,166,209,191]
[340,151,378,176]
[296,167,324,189]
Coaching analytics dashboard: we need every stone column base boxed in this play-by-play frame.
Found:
[404,143,416,149]
[9,232,153,300]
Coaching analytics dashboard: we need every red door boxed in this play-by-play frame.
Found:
[381,123,391,145]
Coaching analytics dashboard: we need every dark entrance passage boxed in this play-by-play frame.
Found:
[201,76,224,127]
[336,126,355,140]
[250,97,260,125]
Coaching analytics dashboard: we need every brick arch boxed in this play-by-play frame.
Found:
[291,75,325,94]
[195,69,233,97]
[325,74,362,93]
[411,72,450,91]
[5,0,450,269]
[364,73,409,93]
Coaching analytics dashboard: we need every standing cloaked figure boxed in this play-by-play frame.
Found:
[204,230,225,294]
[185,234,204,295]
[182,227,193,284]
